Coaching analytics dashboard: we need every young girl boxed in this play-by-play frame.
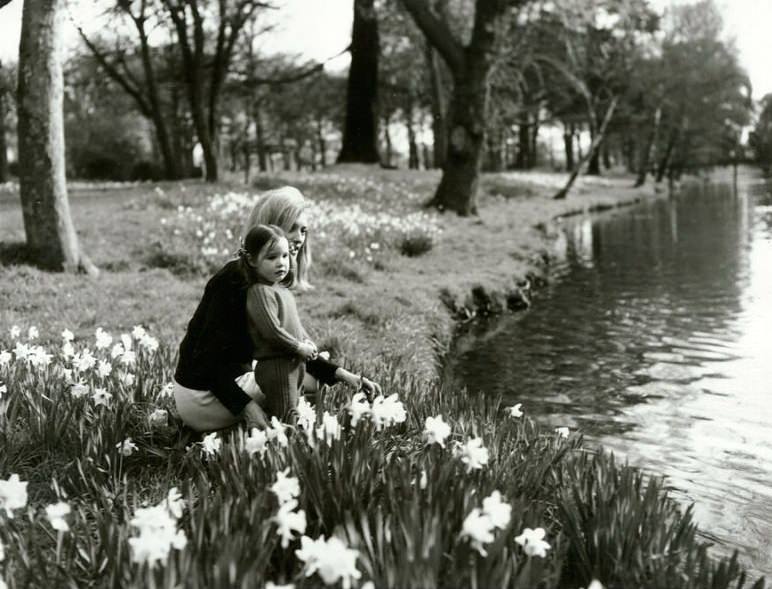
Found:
[241,224,317,423]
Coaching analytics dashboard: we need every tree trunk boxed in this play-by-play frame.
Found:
[254,99,267,173]
[337,0,379,163]
[406,97,419,170]
[316,116,327,167]
[635,107,662,187]
[563,122,574,171]
[529,112,539,168]
[0,74,7,183]
[516,111,529,169]
[428,67,490,215]
[554,96,619,200]
[586,122,601,175]
[425,42,448,169]
[382,113,392,166]
[17,0,96,275]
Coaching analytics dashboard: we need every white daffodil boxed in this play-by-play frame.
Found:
[244,428,267,457]
[97,360,112,379]
[461,508,495,557]
[315,411,341,445]
[295,535,361,589]
[200,433,221,458]
[61,328,74,342]
[120,349,137,367]
[120,333,133,351]
[13,342,30,362]
[419,469,428,490]
[507,403,523,418]
[424,415,451,448]
[70,382,89,398]
[132,325,147,340]
[273,499,307,548]
[45,501,71,532]
[271,468,300,506]
[122,373,136,387]
[514,527,551,558]
[159,383,174,398]
[369,394,406,430]
[348,392,371,427]
[27,326,39,340]
[91,388,112,408]
[110,342,125,359]
[0,350,11,366]
[555,427,569,439]
[9,325,21,339]
[481,490,511,530]
[117,438,138,457]
[457,437,489,471]
[0,474,28,518]
[148,408,167,427]
[61,341,75,359]
[94,328,112,350]
[296,396,316,431]
[267,417,288,447]
[128,492,188,567]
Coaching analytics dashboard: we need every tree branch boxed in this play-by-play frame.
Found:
[399,0,464,74]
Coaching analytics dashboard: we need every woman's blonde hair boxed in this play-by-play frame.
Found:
[244,186,312,290]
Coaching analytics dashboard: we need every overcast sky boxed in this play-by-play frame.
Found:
[0,0,769,98]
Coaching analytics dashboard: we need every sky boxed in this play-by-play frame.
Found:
[0,0,770,98]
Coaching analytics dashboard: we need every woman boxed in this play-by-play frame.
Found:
[174,186,382,432]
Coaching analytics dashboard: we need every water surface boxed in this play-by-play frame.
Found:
[449,174,772,576]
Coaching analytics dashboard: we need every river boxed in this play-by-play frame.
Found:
[448,171,772,577]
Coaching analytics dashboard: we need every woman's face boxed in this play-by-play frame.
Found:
[286,210,309,257]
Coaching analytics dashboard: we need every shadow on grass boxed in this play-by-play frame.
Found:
[0,241,43,268]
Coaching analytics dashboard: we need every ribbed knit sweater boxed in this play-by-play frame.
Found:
[246,282,306,360]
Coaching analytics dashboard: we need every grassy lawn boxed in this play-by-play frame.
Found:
[0,168,761,588]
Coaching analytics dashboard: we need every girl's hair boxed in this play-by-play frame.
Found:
[244,186,312,291]
[239,224,291,286]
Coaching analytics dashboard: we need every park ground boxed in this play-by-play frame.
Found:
[3,167,766,589]
[0,166,657,382]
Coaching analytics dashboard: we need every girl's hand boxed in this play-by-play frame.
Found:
[242,400,269,430]
[297,341,318,361]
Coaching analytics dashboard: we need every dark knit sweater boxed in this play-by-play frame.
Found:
[174,260,339,416]
[247,283,305,360]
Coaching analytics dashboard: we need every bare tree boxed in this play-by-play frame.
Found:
[400,0,519,215]
[17,0,97,274]
[161,0,273,181]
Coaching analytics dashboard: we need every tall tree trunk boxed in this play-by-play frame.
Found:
[425,42,448,169]
[382,113,392,166]
[635,107,662,187]
[17,0,96,275]
[316,116,327,167]
[406,96,419,170]
[586,122,601,175]
[656,126,679,183]
[563,122,575,171]
[253,99,267,173]
[337,0,379,163]
[516,111,529,169]
[554,96,619,200]
[0,72,7,183]
[529,111,539,168]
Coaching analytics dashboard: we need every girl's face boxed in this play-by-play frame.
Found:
[252,237,290,284]
[286,211,309,258]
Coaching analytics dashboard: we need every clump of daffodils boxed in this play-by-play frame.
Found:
[346,392,406,431]
[460,490,512,556]
[127,488,187,567]
[295,535,361,589]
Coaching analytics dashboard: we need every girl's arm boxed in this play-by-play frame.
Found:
[247,285,302,355]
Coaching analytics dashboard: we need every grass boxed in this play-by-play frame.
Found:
[0,167,762,588]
